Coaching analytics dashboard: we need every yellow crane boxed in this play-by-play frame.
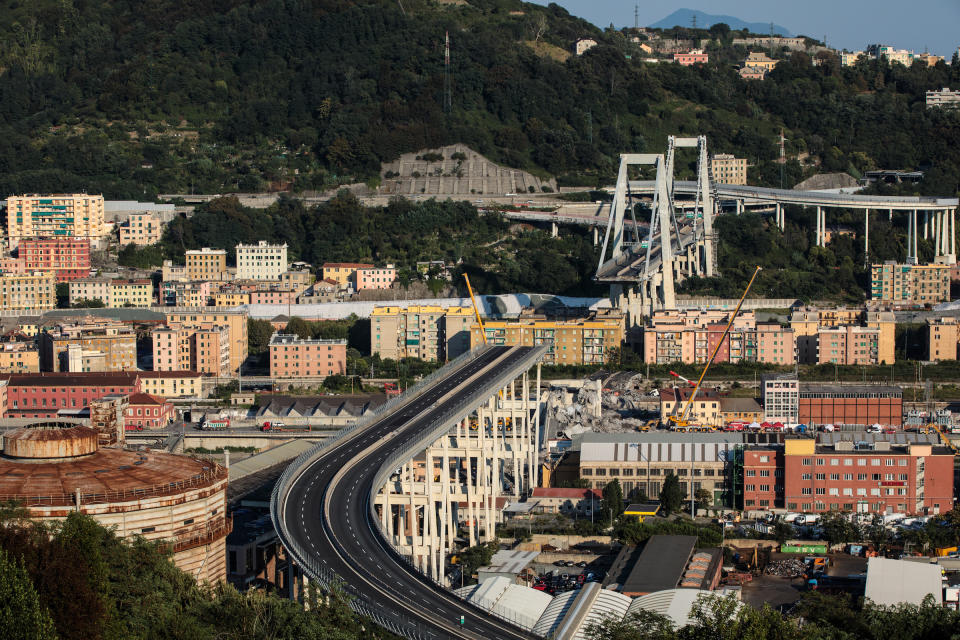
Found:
[669,266,762,429]
[464,274,486,344]
[929,423,959,454]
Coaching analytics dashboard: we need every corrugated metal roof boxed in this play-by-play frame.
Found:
[531,590,578,637]
[581,437,743,464]
[865,557,942,606]
[627,589,722,628]
[818,432,938,446]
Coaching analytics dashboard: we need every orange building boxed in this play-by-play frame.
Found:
[269,333,347,378]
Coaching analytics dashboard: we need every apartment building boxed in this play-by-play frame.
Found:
[321,262,373,287]
[875,45,915,66]
[185,248,229,281]
[840,50,866,66]
[577,432,745,507]
[926,87,960,108]
[673,50,708,65]
[269,333,347,378]
[928,316,958,361]
[790,307,895,365]
[742,447,784,510]
[0,341,40,373]
[110,279,154,307]
[0,272,56,311]
[236,241,288,280]
[39,320,137,372]
[6,194,106,250]
[710,154,748,185]
[871,262,950,305]
[69,278,111,306]
[212,291,251,307]
[353,265,397,291]
[817,325,880,365]
[152,324,230,376]
[159,281,212,307]
[118,212,164,246]
[469,310,625,365]
[774,436,953,515]
[18,237,91,281]
[762,374,799,424]
[163,310,248,372]
[743,51,778,71]
[642,310,794,365]
[250,289,299,305]
[161,260,188,282]
[138,370,203,398]
[370,305,474,361]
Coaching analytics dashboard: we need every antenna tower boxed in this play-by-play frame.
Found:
[634,4,638,30]
[691,14,697,29]
[443,31,452,114]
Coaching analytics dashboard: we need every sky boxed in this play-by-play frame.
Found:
[537,1,960,57]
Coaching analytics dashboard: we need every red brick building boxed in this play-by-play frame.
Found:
[2,372,140,418]
[18,237,91,282]
[744,436,954,516]
[269,333,346,378]
[798,384,902,427]
[124,392,175,429]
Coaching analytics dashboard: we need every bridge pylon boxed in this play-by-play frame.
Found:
[596,136,718,328]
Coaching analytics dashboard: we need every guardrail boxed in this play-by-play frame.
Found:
[367,346,549,636]
[269,347,497,626]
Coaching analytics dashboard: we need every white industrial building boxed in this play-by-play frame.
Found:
[864,557,943,606]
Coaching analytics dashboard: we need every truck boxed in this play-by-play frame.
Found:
[261,421,286,431]
[383,382,401,398]
[124,424,144,432]
[198,417,230,431]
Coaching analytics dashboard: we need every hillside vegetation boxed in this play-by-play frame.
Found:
[0,0,956,197]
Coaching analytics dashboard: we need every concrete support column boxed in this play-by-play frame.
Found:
[924,211,929,240]
[951,209,956,256]
[864,209,869,265]
[551,222,558,237]
[775,203,783,231]
[913,210,919,262]
[736,199,743,215]
[816,207,823,247]
[592,226,599,246]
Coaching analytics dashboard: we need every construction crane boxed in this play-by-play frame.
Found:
[464,274,486,344]
[669,266,762,429]
[929,423,959,454]
[669,370,696,387]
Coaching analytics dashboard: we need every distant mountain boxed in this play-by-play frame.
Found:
[649,8,792,36]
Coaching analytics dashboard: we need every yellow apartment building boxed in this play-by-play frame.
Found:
[710,154,748,185]
[213,291,251,307]
[6,194,106,249]
[139,371,204,398]
[110,279,153,308]
[0,342,40,373]
[118,212,164,247]
[185,248,229,281]
[321,262,373,286]
[469,310,625,365]
[371,305,474,361]
[0,272,56,311]
[871,262,950,305]
[928,317,959,361]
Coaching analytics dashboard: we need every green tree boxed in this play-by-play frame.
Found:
[865,514,890,551]
[773,521,794,545]
[819,511,861,547]
[0,548,58,640]
[694,488,712,513]
[600,479,625,525]
[659,473,683,515]
[584,609,676,640]
[247,318,275,356]
[54,283,68,308]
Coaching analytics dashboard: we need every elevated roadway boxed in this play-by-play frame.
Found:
[629,179,958,210]
[272,345,545,639]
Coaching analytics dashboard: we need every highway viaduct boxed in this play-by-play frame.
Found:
[272,344,548,639]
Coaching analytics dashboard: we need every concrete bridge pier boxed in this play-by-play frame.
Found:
[736,200,744,215]
[775,203,784,231]
[864,209,869,264]
[551,221,558,237]
[815,206,825,247]
[592,226,599,246]
[924,211,930,240]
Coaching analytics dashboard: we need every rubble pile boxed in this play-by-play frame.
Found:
[549,373,659,436]
[764,558,806,578]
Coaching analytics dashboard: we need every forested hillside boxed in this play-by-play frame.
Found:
[0,0,957,197]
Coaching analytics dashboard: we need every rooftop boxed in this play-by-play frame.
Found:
[798,383,902,396]
[0,446,225,506]
[126,393,167,406]
[619,535,697,595]
[0,372,138,387]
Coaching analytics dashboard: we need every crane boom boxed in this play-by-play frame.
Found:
[673,266,762,425]
[464,274,486,345]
